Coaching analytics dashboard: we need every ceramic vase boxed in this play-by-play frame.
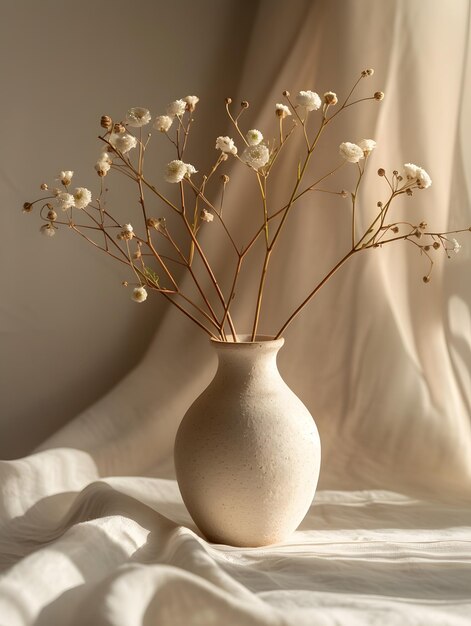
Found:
[174,335,321,547]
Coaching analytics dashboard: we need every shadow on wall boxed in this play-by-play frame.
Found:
[0,0,258,459]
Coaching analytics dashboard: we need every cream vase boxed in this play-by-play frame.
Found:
[174,335,321,547]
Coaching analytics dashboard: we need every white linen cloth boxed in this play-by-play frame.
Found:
[1,452,471,626]
[2,0,471,624]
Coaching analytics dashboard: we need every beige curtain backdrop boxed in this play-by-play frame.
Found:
[35,0,471,496]
[2,2,471,625]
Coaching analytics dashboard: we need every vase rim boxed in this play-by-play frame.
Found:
[211,334,285,347]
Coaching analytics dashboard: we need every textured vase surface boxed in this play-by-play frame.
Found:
[174,335,321,547]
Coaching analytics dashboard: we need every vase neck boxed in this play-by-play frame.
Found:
[210,337,284,379]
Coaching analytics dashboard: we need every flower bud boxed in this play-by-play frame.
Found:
[419,221,427,230]
[132,249,141,260]
[414,230,422,239]
[362,68,374,77]
[221,174,230,184]
[324,91,338,105]
[23,202,33,213]
[406,188,413,196]
[424,245,430,251]
[220,153,229,161]
[341,190,348,198]
[377,168,385,176]
[40,183,48,191]
[47,209,57,221]
[113,122,126,134]
[374,91,385,101]
[225,97,232,105]
[40,223,56,237]
[282,90,290,97]
[101,115,113,130]
[392,226,399,233]
[122,281,128,287]
[377,201,383,207]
[200,209,214,223]
[423,276,430,283]
[433,242,440,249]
[241,100,249,108]
[147,217,165,231]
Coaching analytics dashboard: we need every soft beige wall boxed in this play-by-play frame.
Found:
[0,0,254,458]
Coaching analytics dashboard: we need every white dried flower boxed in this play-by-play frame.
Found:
[357,139,376,155]
[132,286,147,303]
[95,153,112,176]
[416,169,432,189]
[200,209,214,223]
[403,163,432,189]
[126,107,151,127]
[339,142,365,164]
[73,187,92,209]
[246,129,263,146]
[452,238,461,254]
[109,132,138,154]
[153,115,173,132]
[167,99,186,117]
[404,163,419,179]
[241,144,270,170]
[165,160,196,183]
[215,136,237,155]
[58,171,74,186]
[40,223,56,237]
[275,103,291,118]
[118,223,134,240]
[296,90,322,111]
[56,191,75,211]
[184,95,199,111]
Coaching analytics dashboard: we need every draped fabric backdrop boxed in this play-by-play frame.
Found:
[1,1,471,624]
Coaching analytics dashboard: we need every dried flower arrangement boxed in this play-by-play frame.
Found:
[23,69,469,341]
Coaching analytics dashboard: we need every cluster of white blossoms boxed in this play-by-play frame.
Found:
[73,187,92,209]
[95,150,112,177]
[58,170,73,186]
[96,98,200,177]
[246,129,263,146]
[132,286,148,303]
[52,172,92,211]
[125,107,152,127]
[153,96,199,133]
[34,72,455,310]
[165,159,197,183]
[275,103,291,118]
[404,163,432,189]
[296,90,322,112]
[339,139,376,163]
[216,136,238,155]
[153,115,173,132]
[118,223,134,241]
[215,129,269,170]
[109,132,138,154]
[242,144,270,170]
[56,191,75,211]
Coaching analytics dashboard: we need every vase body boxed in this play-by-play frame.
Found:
[174,335,321,547]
